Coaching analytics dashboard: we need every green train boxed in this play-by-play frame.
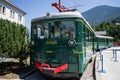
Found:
[94,35,113,51]
[30,11,113,79]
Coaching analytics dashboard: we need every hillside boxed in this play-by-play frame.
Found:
[82,5,120,25]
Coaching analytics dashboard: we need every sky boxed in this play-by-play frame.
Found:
[9,0,120,31]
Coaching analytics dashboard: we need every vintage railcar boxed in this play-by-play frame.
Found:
[94,35,113,51]
[30,11,113,79]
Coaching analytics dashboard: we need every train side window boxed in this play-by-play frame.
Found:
[89,31,92,42]
[32,28,37,39]
[86,28,89,41]
[83,25,86,41]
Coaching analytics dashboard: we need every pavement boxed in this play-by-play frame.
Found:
[95,46,120,80]
[0,58,19,63]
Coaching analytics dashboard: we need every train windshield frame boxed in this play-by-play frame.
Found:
[32,19,76,39]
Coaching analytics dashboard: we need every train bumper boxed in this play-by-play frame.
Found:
[35,61,68,74]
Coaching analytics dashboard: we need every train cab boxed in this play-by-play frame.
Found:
[30,12,95,78]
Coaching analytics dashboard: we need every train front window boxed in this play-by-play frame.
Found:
[32,20,76,39]
[50,20,76,39]
[32,22,49,39]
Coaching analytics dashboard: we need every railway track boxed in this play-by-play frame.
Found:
[22,70,45,80]
[19,66,45,80]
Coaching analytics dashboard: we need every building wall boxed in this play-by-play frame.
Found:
[0,0,25,25]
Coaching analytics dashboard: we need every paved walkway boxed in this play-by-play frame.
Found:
[95,46,120,80]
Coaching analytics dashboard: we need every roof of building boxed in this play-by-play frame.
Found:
[3,0,26,15]
[95,35,113,39]
[95,31,107,35]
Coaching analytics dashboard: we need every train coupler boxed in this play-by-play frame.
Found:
[35,61,68,74]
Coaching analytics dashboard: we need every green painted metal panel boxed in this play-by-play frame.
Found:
[76,21,84,73]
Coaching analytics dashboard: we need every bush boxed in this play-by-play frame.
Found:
[95,22,120,41]
[0,18,30,58]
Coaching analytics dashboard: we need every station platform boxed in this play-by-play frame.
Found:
[95,46,120,80]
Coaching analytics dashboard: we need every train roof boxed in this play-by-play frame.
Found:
[95,35,113,39]
[32,11,83,22]
[31,11,94,32]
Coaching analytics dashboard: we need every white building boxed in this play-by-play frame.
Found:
[0,0,26,25]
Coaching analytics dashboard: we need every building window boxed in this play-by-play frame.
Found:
[2,6,5,14]
[10,10,15,18]
[0,5,6,14]
[0,5,2,13]
[18,15,22,21]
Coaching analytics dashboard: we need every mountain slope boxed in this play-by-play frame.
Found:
[82,5,120,25]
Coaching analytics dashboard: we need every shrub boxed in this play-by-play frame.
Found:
[0,18,30,59]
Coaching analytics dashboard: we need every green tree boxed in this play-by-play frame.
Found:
[95,21,120,41]
[0,18,30,62]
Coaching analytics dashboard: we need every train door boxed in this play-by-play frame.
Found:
[85,26,93,65]
[82,24,87,67]
[30,22,49,64]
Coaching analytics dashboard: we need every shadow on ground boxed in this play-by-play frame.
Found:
[0,62,79,80]
[0,62,36,79]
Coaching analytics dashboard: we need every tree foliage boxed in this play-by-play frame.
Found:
[0,18,30,58]
[95,21,120,41]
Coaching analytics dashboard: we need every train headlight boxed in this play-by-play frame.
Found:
[68,39,76,47]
